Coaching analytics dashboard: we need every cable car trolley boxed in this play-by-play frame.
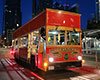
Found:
[12,8,82,72]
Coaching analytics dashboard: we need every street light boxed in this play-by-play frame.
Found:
[4,37,6,40]
[16,23,19,27]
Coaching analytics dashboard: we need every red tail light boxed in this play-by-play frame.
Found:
[10,49,15,55]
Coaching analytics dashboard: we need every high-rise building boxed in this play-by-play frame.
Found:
[32,0,78,18]
[32,0,53,17]
[96,0,100,21]
[4,0,21,45]
[87,0,100,29]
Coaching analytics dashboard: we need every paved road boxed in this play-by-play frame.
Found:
[0,48,14,59]
[0,58,40,80]
[0,48,100,80]
[1,58,100,80]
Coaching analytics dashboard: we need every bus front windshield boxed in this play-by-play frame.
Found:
[48,30,80,45]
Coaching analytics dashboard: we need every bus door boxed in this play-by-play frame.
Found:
[38,36,46,69]
[37,27,46,69]
[30,31,39,67]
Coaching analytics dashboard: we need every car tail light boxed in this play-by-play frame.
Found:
[10,49,15,55]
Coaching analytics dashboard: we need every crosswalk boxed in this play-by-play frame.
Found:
[70,74,100,80]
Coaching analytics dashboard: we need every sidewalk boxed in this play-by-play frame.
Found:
[83,60,100,69]
[82,60,100,74]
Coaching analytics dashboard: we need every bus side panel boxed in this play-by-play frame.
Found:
[37,53,43,70]
[19,47,28,60]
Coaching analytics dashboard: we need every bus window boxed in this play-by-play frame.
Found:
[32,32,39,45]
[55,31,65,45]
[19,38,22,47]
[16,40,18,45]
[33,36,39,45]
[48,30,65,45]
[14,39,18,49]
[48,33,54,45]
[21,36,28,47]
[67,31,80,45]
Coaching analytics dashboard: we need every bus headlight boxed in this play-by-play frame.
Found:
[77,56,82,60]
[49,57,54,62]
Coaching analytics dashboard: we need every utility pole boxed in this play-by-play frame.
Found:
[84,32,88,54]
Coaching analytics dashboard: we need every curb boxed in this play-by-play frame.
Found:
[81,66,100,74]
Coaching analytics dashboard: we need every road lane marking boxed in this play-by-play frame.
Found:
[17,71,31,80]
[6,58,13,65]
[1,59,13,80]
[30,71,44,80]
[1,59,9,66]
[5,58,28,80]
[9,71,23,80]
[7,58,35,80]
[70,74,100,80]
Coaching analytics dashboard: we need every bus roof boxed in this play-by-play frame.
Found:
[46,8,81,28]
[13,11,46,39]
[13,8,81,39]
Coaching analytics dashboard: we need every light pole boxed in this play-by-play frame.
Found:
[4,37,6,48]
[94,38,98,68]
[84,32,88,54]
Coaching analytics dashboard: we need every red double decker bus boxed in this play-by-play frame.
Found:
[12,8,82,72]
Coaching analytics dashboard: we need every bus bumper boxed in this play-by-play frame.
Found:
[48,61,82,70]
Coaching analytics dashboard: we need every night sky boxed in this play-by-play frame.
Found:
[0,0,3,35]
[0,0,96,35]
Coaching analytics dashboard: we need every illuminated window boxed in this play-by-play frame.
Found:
[48,30,65,45]
[32,32,39,45]
[48,33,54,45]
[20,36,28,47]
[55,30,65,45]
[67,31,80,45]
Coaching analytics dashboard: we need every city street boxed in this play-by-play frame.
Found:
[0,48,100,80]
[0,0,100,80]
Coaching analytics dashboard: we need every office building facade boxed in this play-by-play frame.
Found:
[32,0,78,18]
[95,0,100,21]
[32,0,53,17]
[4,0,21,45]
